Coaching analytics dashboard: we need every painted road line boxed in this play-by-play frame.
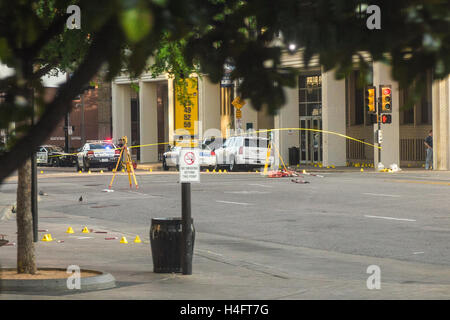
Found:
[363,193,401,198]
[128,191,148,196]
[364,215,416,222]
[387,179,450,186]
[216,200,253,206]
[413,252,425,255]
[224,191,270,194]
[248,183,272,188]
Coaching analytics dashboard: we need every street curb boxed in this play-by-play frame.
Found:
[0,268,116,293]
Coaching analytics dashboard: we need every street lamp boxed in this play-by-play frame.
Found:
[288,43,297,52]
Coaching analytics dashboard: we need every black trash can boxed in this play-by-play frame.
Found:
[289,147,300,166]
[150,217,195,273]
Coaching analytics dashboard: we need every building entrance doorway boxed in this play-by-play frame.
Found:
[300,116,322,164]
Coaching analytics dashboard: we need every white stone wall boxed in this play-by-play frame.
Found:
[322,69,346,166]
[432,75,450,170]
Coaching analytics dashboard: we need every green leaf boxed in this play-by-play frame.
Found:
[120,8,153,43]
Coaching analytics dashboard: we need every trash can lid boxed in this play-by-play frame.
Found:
[151,217,182,225]
[151,217,193,225]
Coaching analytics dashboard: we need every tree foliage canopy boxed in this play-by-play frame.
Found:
[0,0,449,183]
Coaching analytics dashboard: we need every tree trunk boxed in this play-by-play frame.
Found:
[16,158,37,274]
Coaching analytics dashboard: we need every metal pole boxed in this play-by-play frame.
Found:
[181,182,192,275]
[378,119,381,165]
[64,73,71,153]
[64,113,70,153]
[377,95,381,168]
[81,94,85,145]
[30,87,38,242]
[31,152,38,242]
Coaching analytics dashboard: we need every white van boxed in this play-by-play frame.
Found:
[214,136,274,171]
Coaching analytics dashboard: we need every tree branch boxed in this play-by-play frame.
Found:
[32,63,58,79]
[0,19,121,183]
[21,14,68,61]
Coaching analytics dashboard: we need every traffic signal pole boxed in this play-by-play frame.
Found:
[378,85,392,170]
[377,98,381,168]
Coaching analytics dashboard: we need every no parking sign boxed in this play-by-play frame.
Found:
[179,149,200,183]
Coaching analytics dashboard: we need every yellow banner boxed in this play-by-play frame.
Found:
[175,77,198,139]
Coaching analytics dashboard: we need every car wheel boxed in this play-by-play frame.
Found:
[83,160,90,172]
[229,157,238,172]
[52,158,60,167]
[163,158,169,171]
[214,157,221,171]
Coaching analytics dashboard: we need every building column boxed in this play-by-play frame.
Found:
[199,76,221,140]
[220,87,233,137]
[372,62,400,168]
[274,80,300,166]
[139,81,159,163]
[432,75,450,170]
[111,83,132,143]
[322,69,346,167]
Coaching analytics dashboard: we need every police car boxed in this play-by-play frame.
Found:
[75,140,121,172]
[36,145,74,167]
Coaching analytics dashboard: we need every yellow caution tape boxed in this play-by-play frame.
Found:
[46,127,381,160]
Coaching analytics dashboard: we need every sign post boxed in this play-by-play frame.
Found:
[179,149,200,275]
[232,96,246,131]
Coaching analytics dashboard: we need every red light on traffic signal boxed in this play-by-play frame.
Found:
[381,85,392,113]
[381,114,392,124]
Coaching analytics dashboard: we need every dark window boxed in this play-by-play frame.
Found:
[401,88,415,124]
[244,139,268,148]
[131,98,139,122]
[420,95,430,124]
[403,107,414,124]
[354,71,365,125]
[89,143,115,149]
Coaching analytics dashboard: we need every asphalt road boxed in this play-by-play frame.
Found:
[1,167,450,298]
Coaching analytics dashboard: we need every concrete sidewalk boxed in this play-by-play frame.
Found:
[1,209,450,299]
[135,162,162,171]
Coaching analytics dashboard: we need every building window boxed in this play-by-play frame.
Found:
[400,71,432,125]
[420,72,432,125]
[354,80,364,125]
[346,70,372,126]
[299,74,322,117]
[420,95,430,124]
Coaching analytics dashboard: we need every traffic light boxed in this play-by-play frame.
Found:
[369,113,378,124]
[381,114,391,124]
[365,86,376,114]
[380,85,392,113]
